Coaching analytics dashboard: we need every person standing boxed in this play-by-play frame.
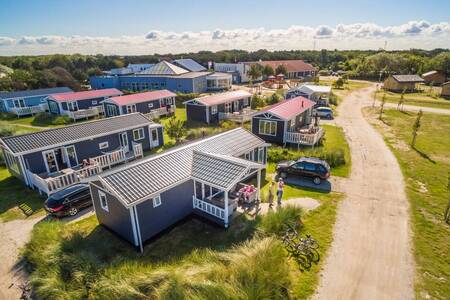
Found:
[268,181,275,208]
[277,178,284,206]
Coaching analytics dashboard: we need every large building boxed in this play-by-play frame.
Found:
[90,60,231,94]
[383,75,425,92]
[214,60,318,83]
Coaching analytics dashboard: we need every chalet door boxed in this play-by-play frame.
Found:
[43,150,59,173]
[64,145,78,167]
[224,102,232,113]
[119,132,130,153]
[150,128,159,147]
[68,101,78,112]
[233,100,239,112]
[106,104,118,117]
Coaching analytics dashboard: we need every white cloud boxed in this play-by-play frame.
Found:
[1,20,449,55]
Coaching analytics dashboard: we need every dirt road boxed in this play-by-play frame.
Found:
[314,85,414,299]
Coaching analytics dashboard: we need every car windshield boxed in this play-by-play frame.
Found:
[46,197,64,208]
[49,184,87,200]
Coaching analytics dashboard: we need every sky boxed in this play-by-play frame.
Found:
[0,0,449,55]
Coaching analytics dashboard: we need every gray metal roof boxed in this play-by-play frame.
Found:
[1,113,155,155]
[136,61,188,75]
[0,87,73,100]
[392,75,424,83]
[100,128,267,206]
[172,59,207,72]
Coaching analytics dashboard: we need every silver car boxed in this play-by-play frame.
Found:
[314,107,333,119]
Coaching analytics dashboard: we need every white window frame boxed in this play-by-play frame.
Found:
[211,105,218,115]
[99,191,109,212]
[133,128,145,141]
[153,195,162,208]
[92,100,98,105]
[13,98,25,108]
[258,147,265,164]
[99,141,109,150]
[126,104,136,114]
[243,97,249,106]
[68,101,78,112]
[259,120,277,136]
[148,102,154,109]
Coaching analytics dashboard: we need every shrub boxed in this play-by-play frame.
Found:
[328,92,339,106]
[268,92,281,105]
[33,112,71,126]
[268,146,346,168]
[0,112,16,120]
[251,95,265,109]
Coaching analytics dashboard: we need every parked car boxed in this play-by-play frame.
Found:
[44,184,92,217]
[276,157,330,185]
[314,107,333,119]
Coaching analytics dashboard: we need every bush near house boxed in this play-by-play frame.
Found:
[32,112,72,126]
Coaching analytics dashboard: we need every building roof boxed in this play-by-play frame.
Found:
[206,72,232,79]
[247,60,317,73]
[257,96,314,120]
[107,90,176,106]
[391,75,425,83]
[191,90,252,106]
[49,88,123,102]
[172,59,207,72]
[0,87,73,100]
[0,113,155,155]
[136,61,189,75]
[127,64,154,72]
[99,128,267,206]
[294,84,332,95]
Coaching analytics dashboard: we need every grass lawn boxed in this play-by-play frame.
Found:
[365,108,450,300]
[376,89,450,110]
[24,185,343,299]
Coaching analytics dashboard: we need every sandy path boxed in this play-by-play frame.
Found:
[0,217,42,300]
[313,85,414,299]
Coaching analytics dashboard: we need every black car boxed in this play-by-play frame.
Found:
[276,157,330,185]
[44,184,92,217]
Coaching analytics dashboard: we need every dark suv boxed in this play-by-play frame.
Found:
[276,157,330,185]
[44,184,92,217]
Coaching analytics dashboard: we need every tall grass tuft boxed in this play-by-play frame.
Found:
[258,205,303,236]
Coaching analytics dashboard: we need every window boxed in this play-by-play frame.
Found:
[126,104,136,114]
[148,102,154,108]
[153,195,162,208]
[258,147,265,164]
[99,191,109,212]
[99,142,109,150]
[133,128,145,141]
[92,100,98,105]
[243,97,249,106]
[68,101,78,112]
[13,99,25,108]
[304,163,317,171]
[259,120,277,136]
[211,105,218,115]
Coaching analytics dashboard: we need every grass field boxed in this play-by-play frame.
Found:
[376,89,450,110]
[23,186,343,299]
[365,108,450,300]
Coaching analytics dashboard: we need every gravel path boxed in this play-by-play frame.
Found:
[314,84,414,299]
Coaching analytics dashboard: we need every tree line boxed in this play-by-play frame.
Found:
[0,49,449,92]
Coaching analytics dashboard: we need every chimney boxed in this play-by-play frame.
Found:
[301,100,304,108]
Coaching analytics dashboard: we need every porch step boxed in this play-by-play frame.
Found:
[18,203,33,216]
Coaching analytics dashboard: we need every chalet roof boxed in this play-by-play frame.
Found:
[49,88,123,102]
[255,96,314,120]
[99,128,267,206]
[172,59,207,72]
[107,90,176,106]
[391,75,424,83]
[294,84,332,94]
[136,61,189,75]
[0,113,156,155]
[0,87,73,100]
[189,90,252,106]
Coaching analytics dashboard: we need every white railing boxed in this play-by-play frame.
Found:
[66,107,101,120]
[218,109,255,123]
[192,196,226,220]
[132,142,143,159]
[10,103,48,116]
[144,106,176,120]
[27,162,101,195]
[284,127,324,146]
[89,148,127,169]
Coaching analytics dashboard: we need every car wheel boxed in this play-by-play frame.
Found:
[280,172,287,179]
[313,177,321,185]
[68,207,78,216]
[327,114,332,119]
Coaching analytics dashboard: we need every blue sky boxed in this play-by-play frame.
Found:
[0,0,449,55]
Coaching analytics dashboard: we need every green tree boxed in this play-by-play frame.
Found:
[268,93,281,105]
[333,77,344,89]
[166,117,187,143]
[275,64,288,75]
[411,109,423,147]
[397,88,406,111]
[262,65,274,78]
[247,64,262,84]
[251,94,265,109]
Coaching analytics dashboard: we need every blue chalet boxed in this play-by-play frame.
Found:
[90,60,232,93]
[0,113,163,195]
[103,90,176,118]
[184,90,253,124]
[251,96,324,146]
[47,88,123,120]
[0,87,73,117]
[89,128,269,251]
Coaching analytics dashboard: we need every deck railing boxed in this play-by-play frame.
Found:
[144,106,175,120]
[66,107,101,120]
[218,109,255,123]
[192,196,226,220]
[132,142,143,159]
[284,127,324,146]
[27,162,101,195]
[10,103,48,116]
[89,148,127,170]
